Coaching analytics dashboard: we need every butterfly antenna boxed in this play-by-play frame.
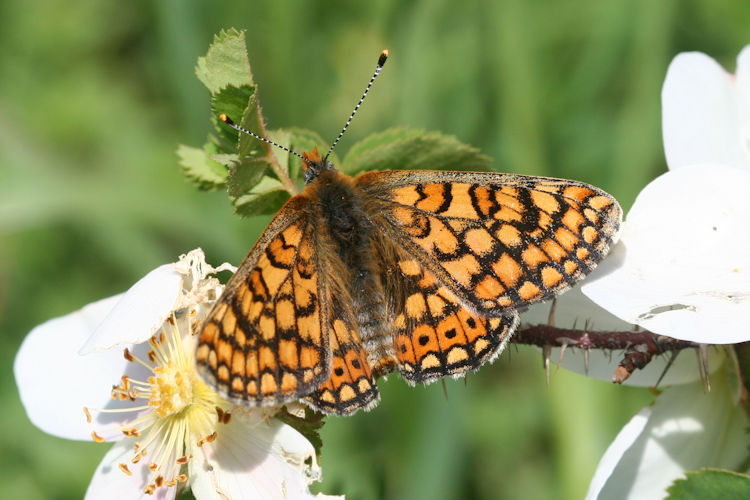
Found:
[218,114,307,161]
[324,49,389,161]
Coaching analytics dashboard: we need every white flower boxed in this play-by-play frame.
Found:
[580,46,750,499]
[15,249,340,500]
[581,48,750,344]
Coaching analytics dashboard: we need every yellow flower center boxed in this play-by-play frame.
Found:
[149,360,195,418]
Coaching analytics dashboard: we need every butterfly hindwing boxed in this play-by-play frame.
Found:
[383,249,518,384]
[304,292,380,415]
[356,170,622,315]
[196,196,331,407]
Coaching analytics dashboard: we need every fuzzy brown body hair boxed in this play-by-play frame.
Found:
[301,169,396,373]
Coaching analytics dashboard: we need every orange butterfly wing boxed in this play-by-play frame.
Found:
[196,196,331,407]
[303,296,380,415]
[380,246,518,383]
[356,170,622,315]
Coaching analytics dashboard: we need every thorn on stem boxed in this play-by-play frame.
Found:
[584,347,590,376]
[547,298,557,326]
[700,344,711,392]
[543,344,551,387]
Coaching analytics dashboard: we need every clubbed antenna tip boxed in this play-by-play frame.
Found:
[378,49,389,67]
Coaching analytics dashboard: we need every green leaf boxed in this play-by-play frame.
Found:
[342,127,491,175]
[195,28,254,94]
[227,158,270,198]
[277,407,326,460]
[210,153,240,166]
[233,177,291,216]
[667,469,750,500]
[267,129,292,176]
[211,85,257,148]
[187,28,273,197]
[176,144,227,190]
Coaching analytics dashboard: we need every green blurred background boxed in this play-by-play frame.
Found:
[2,1,748,498]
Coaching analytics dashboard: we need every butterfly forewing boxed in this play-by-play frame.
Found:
[356,170,622,315]
[196,196,331,407]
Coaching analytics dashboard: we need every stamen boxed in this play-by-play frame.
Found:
[88,405,153,415]
[197,431,217,447]
[122,427,142,437]
[132,449,147,464]
[123,348,158,372]
[87,309,221,495]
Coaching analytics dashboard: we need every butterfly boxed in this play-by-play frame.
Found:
[195,50,622,416]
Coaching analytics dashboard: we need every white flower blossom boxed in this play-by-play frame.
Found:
[15,249,340,500]
[581,46,750,499]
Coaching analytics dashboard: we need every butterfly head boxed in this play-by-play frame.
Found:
[302,147,335,183]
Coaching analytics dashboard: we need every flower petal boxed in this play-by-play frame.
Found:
[662,52,744,170]
[586,366,748,499]
[586,407,650,500]
[736,46,750,168]
[15,294,158,440]
[190,413,341,500]
[79,264,182,354]
[521,287,724,385]
[14,295,127,440]
[739,46,750,108]
[85,440,175,500]
[582,165,750,343]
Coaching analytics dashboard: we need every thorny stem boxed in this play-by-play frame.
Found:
[511,323,699,384]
